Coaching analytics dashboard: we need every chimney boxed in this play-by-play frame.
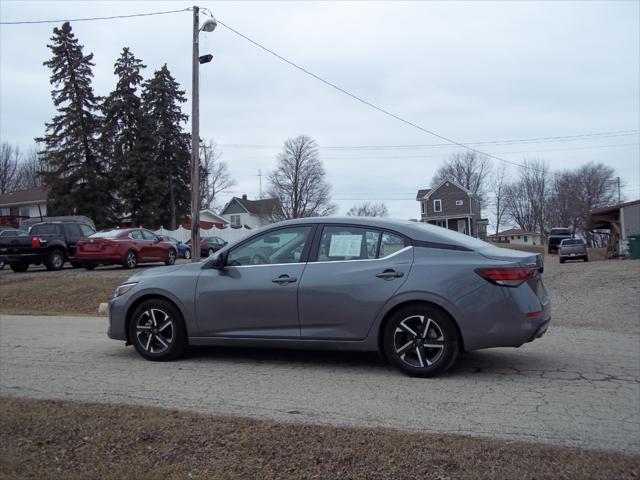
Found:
[242,194,248,200]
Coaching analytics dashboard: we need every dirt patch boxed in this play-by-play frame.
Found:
[1,396,638,480]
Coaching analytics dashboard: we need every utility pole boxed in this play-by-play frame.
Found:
[258,169,262,197]
[190,5,201,262]
[617,176,621,204]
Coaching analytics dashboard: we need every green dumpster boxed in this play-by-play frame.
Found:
[629,235,640,259]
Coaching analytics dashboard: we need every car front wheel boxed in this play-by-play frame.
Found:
[129,300,187,361]
[184,249,191,259]
[383,304,459,378]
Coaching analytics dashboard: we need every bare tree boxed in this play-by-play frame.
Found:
[15,147,48,190]
[267,135,336,220]
[432,151,491,200]
[347,201,389,217]
[489,163,509,236]
[504,180,536,232]
[0,142,20,194]
[199,140,236,210]
[520,158,549,242]
[547,170,581,232]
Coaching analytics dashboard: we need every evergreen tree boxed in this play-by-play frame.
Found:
[141,64,190,229]
[101,47,147,223]
[37,22,111,226]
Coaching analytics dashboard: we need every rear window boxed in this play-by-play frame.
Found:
[550,228,571,236]
[561,239,584,246]
[91,230,125,238]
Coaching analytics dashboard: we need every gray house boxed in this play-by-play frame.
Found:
[416,178,488,239]
[219,194,280,229]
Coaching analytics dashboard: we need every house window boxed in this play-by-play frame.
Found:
[517,235,521,239]
[456,200,463,206]
[524,235,528,242]
[421,202,425,214]
[433,199,442,213]
[20,207,30,217]
[230,215,241,227]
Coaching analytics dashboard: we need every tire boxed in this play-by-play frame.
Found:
[71,262,82,269]
[84,264,96,270]
[559,258,565,264]
[184,249,191,260]
[208,248,215,257]
[10,263,29,273]
[128,299,187,361]
[165,249,177,266]
[383,304,459,378]
[584,257,589,262]
[123,251,137,269]
[44,249,65,271]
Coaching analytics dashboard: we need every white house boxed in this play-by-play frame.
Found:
[0,189,48,221]
[219,194,280,229]
[199,209,229,227]
[492,228,541,246]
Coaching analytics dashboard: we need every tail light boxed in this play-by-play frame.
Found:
[475,267,536,288]
[31,237,41,248]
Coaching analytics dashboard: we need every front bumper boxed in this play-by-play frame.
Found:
[107,296,128,341]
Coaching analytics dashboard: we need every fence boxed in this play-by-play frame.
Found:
[153,225,252,244]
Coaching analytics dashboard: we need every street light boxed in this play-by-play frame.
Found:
[190,6,215,262]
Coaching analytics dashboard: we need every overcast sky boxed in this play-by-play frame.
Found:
[1,1,638,222]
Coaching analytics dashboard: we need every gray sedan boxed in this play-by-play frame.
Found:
[108,217,550,377]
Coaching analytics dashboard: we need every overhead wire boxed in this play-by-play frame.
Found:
[0,8,190,25]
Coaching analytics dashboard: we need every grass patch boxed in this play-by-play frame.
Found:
[489,242,545,254]
[1,396,638,480]
[0,275,121,315]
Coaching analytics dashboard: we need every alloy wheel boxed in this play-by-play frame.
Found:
[135,308,174,355]
[126,252,137,268]
[393,315,445,368]
[184,249,191,259]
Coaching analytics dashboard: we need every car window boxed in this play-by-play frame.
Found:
[129,230,144,240]
[141,230,158,241]
[79,224,95,237]
[1,230,17,237]
[92,230,123,238]
[65,224,82,238]
[380,232,407,258]
[31,224,60,235]
[317,226,381,262]
[227,226,312,266]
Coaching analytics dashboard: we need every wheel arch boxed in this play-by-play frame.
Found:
[376,300,465,358]
[125,294,187,344]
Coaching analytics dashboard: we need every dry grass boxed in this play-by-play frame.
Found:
[1,397,638,480]
[489,242,545,254]
[0,275,121,315]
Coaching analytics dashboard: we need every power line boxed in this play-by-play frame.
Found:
[0,8,190,25]
[214,19,597,177]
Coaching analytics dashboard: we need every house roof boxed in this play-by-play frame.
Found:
[495,228,539,236]
[199,209,229,224]
[222,196,280,216]
[424,178,481,201]
[0,189,48,207]
[589,199,640,216]
[415,189,431,201]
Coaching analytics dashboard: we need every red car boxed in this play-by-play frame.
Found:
[76,228,178,270]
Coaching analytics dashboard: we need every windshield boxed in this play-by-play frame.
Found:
[90,230,125,238]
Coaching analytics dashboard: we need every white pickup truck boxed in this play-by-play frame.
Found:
[558,238,588,263]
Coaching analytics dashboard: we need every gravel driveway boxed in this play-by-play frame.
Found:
[1,257,638,453]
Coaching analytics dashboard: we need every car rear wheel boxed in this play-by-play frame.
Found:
[45,250,65,271]
[129,299,187,361]
[123,251,137,269]
[165,249,177,266]
[383,304,459,378]
[10,263,28,273]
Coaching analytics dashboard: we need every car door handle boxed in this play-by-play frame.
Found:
[272,274,297,285]
[375,269,404,280]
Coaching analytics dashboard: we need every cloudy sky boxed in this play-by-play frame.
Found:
[1,1,638,222]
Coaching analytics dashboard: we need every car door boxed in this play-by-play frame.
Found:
[142,230,164,260]
[63,224,85,258]
[195,225,315,338]
[298,226,413,340]
[129,230,147,260]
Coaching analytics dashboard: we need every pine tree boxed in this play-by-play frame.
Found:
[141,65,190,229]
[101,47,147,224]
[37,22,111,227]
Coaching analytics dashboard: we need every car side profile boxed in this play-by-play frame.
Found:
[108,217,550,377]
[77,228,178,269]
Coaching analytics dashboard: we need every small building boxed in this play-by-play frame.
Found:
[199,209,229,228]
[219,194,280,229]
[588,199,640,256]
[0,189,48,227]
[416,178,488,239]
[492,228,541,246]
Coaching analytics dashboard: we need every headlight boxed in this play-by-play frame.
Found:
[114,282,138,298]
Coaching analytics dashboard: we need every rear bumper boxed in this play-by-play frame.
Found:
[1,253,46,264]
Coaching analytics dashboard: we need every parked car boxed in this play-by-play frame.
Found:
[108,217,550,378]
[158,235,191,259]
[547,227,572,254]
[559,238,588,263]
[76,228,178,269]
[185,236,227,257]
[0,227,29,270]
[0,221,95,272]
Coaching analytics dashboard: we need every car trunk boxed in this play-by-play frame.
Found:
[77,238,117,253]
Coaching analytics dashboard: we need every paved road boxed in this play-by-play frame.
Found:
[1,314,638,454]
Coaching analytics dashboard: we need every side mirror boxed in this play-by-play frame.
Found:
[210,253,226,269]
